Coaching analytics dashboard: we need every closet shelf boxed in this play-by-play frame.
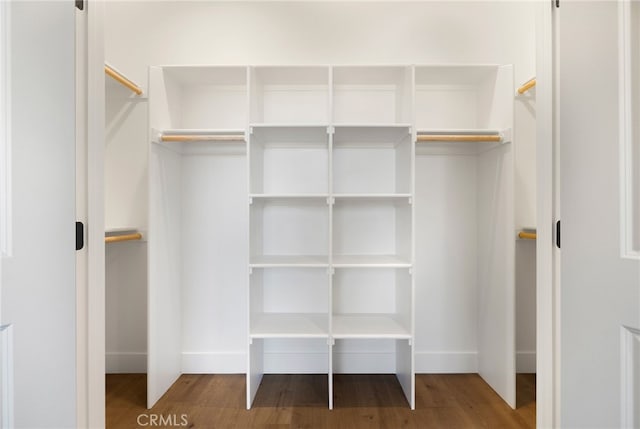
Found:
[250,313,329,338]
[332,255,412,268]
[332,315,411,339]
[250,255,329,268]
[105,64,143,95]
[517,77,536,94]
[249,194,329,201]
[333,193,412,201]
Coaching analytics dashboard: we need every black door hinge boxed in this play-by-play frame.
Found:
[76,222,84,251]
[555,0,559,7]
[556,220,561,249]
[76,0,84,11]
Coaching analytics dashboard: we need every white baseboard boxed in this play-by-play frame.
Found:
[182,352,245,373]
[106,352,146,373]
[516,351,536,373]
[415,351,478,373]
[106,350,537,375]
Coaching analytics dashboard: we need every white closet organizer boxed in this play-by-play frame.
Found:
[148,64,514,411]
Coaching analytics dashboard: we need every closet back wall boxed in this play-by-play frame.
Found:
[105,1,537,374]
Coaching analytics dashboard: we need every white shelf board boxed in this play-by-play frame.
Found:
[332,255,411,268]
[332,314,411,339]
[250,255,329,268]
[162,128,246,136]
[250,194,329,200]
[250,313,329,338]
[333,124,412,147]
[250,124,329,147]
[333,193,412,201]
[417,128,502,136]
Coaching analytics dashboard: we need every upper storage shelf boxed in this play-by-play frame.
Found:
[415,65,511,130]
[333,66,412,125]
[150,66,248,130]
[250,66,330,125]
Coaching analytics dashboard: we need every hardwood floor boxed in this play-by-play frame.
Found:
[107,373,535,428]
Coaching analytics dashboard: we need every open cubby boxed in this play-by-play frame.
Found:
[249,125,329,196]
[249,197,329,267]
[333,66,412,125]
[250,66,330,125]
[332,125,412,195]
[332,197,412,267]
[155,66,248,130]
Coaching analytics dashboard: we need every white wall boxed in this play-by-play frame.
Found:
[2,1,76,427]
[105,1,537,374]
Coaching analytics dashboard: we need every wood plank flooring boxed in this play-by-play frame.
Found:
[107,373,535,428]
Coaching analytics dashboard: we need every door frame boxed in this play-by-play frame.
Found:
[78,0,106,427]
[79,2,559,427]
[535,1,559,427]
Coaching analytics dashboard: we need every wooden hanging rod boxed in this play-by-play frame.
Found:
[518,231,537,240]
[517,78,536,94]
[105,233,143,244]
[161,134,245,142]
[105,64,143,95]
[416,134,502,143]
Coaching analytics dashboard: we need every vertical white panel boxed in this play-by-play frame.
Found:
[476,142,515,409]
[2,2,76,427]
[147,144,182,408]
[396,339,414,409]
[247,339,264,409]
[621,326,640,428]
[0,325,13,429]
[560,3,640,427]
[0,0,10,258]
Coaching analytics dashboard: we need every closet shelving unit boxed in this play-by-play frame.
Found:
[148,63,515,411]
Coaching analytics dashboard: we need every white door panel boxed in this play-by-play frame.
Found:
[559,2,640,427]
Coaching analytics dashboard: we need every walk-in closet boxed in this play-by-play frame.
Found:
[103,1,539,426]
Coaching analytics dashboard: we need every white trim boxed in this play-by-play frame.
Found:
[0,325,14,429]
[182,352,246,373]
[536,1,558,428]
[86,1,106,427]
[621,326,640,429]
[0,0,12,258]
[618,0,640,260]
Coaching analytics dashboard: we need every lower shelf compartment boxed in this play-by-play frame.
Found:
[250,313,329,338]
[332,314,411,339]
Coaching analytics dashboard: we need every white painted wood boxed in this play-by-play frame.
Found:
[619,0,640,259]
[0,325,13,429]
[621,326,640,428]
[477,141,516,408]
[535,1,556,426]
[0,0,10,259]
[147,142,182,408]
[250,66,330,125]
[3,2,76,426]
[250,314,328,338]
[332,315,410,339]
[250,125,328,195]
[559,3,640,426]
[333,66,412,124]
[86,1,106,426]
